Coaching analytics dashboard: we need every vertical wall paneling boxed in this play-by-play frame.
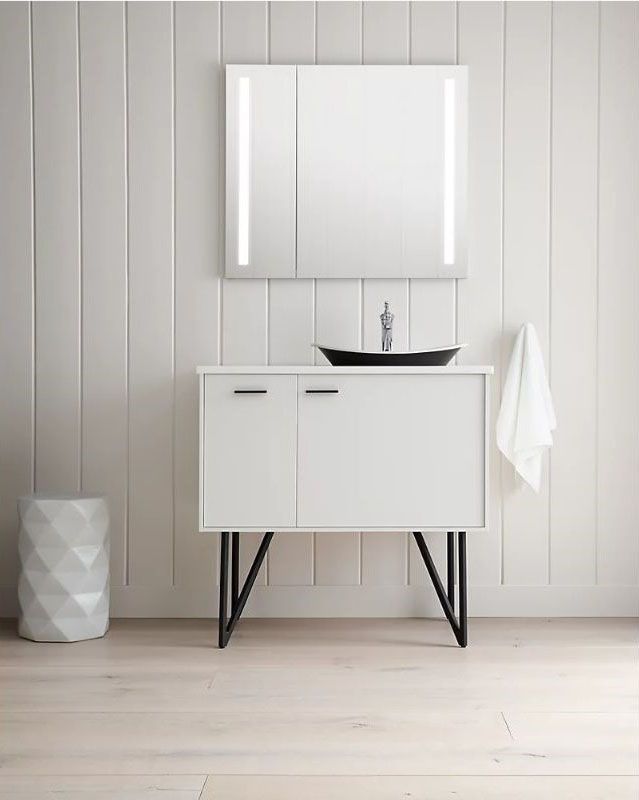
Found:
[270,0,315,64]
[362,282,408,352]
[267,1,315,368]
[31,2,81,492]
[0,3,33,593]
[410,0,456,63]
[221,2,268,368]
[362,1,409,64]
[269,281,314,366]
[267,531,314,587]
[408,281,455,351]
[360,1,410,588]
[456,1,504,587]
[313,0,363,588]
[359,0,409,363]
[501,1,552,586]
[409,1,457,352]
[314,532,361,587]
[361,533,409,587]
[266,0,315,586]
[2,1,638,618]
[549,1,598,585]
[219,281,268,366]
[127,2,175,586]
[222,1,269,583]
[79,1,128,587]
[314,281,362,355]
[407,1,458,588]
[597,2,639,586]
[173,2,220,590]
[314,0,362,363]
[316,0,361,64]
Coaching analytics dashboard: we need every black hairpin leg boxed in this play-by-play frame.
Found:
[231,532,239,610]
[413,530,467,647]
[218,531,274,648]
[447,531,455,610]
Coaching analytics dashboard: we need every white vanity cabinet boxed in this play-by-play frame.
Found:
[199,367,491,532]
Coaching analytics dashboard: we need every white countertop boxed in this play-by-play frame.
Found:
[197,365,494,375]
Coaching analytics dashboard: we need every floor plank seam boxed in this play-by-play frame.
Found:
[501,711,515,740]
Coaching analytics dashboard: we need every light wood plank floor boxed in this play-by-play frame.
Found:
[0,618,637,799]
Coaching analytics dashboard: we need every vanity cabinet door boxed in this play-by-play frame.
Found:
[297,375,485,529]
[202,375,296,528]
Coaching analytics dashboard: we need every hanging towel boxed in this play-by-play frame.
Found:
[496,323,556,493]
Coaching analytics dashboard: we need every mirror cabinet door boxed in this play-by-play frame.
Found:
[297,66,467,279]
[225,65,296,278]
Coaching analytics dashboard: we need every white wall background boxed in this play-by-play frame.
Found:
[1,1,637,618]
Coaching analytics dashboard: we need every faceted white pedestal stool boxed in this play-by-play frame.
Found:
[18,494,110,642]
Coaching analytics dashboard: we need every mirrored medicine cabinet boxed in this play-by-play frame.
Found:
[225,64,468,280]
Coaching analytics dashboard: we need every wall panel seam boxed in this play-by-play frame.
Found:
[311,1,317,357]
[361,0,365,590]
[76,1,84,493]
[266,0,271,64]
[265,0,271,418]
[359,0,364,587]
[594,0,601,585]
[266,0,271,375]
[405,276,410,583]
[406,0,413,361]
[359,0,364,434]
[312,281,317,365]
[312,0,317,581]
[171,0,177,586]
[28,1,36,493]
[314,0,318,64]
[359,0,363,64]
[454,0,459,354]
[124,0,131,585]
[499,0,506,586]
[218,1,224,367]
[265,0,271,587]
[359,281,364,350]
[547,0,554,585]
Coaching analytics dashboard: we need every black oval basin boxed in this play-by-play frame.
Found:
[314,344,466,366]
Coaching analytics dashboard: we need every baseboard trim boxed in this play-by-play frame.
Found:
[2,584,637,618]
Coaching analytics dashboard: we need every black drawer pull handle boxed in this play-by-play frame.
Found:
[305,389,339,394]
[234,389,268,394]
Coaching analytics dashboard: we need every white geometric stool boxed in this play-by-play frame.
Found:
[17,494,110,642]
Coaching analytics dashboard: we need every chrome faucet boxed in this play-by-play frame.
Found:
[380,301,394,352]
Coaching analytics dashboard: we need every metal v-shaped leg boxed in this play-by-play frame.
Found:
[413,530,467,647]
[218,531,274,648]
[218,530,467,648]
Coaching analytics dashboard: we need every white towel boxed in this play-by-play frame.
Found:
[496,323,556,493]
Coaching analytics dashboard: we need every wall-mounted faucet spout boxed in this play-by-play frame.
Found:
[380,301,394,352]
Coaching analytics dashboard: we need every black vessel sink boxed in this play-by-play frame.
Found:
[314,344,466,366]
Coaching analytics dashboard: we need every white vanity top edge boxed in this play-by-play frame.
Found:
[197,365,494,375]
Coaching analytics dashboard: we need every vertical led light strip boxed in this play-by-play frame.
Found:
[237,77,250,266]
[443,78,456,266]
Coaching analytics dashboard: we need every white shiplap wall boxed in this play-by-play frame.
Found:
[0,1,637,618]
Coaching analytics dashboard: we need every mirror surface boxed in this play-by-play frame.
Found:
[225,65,468,279]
